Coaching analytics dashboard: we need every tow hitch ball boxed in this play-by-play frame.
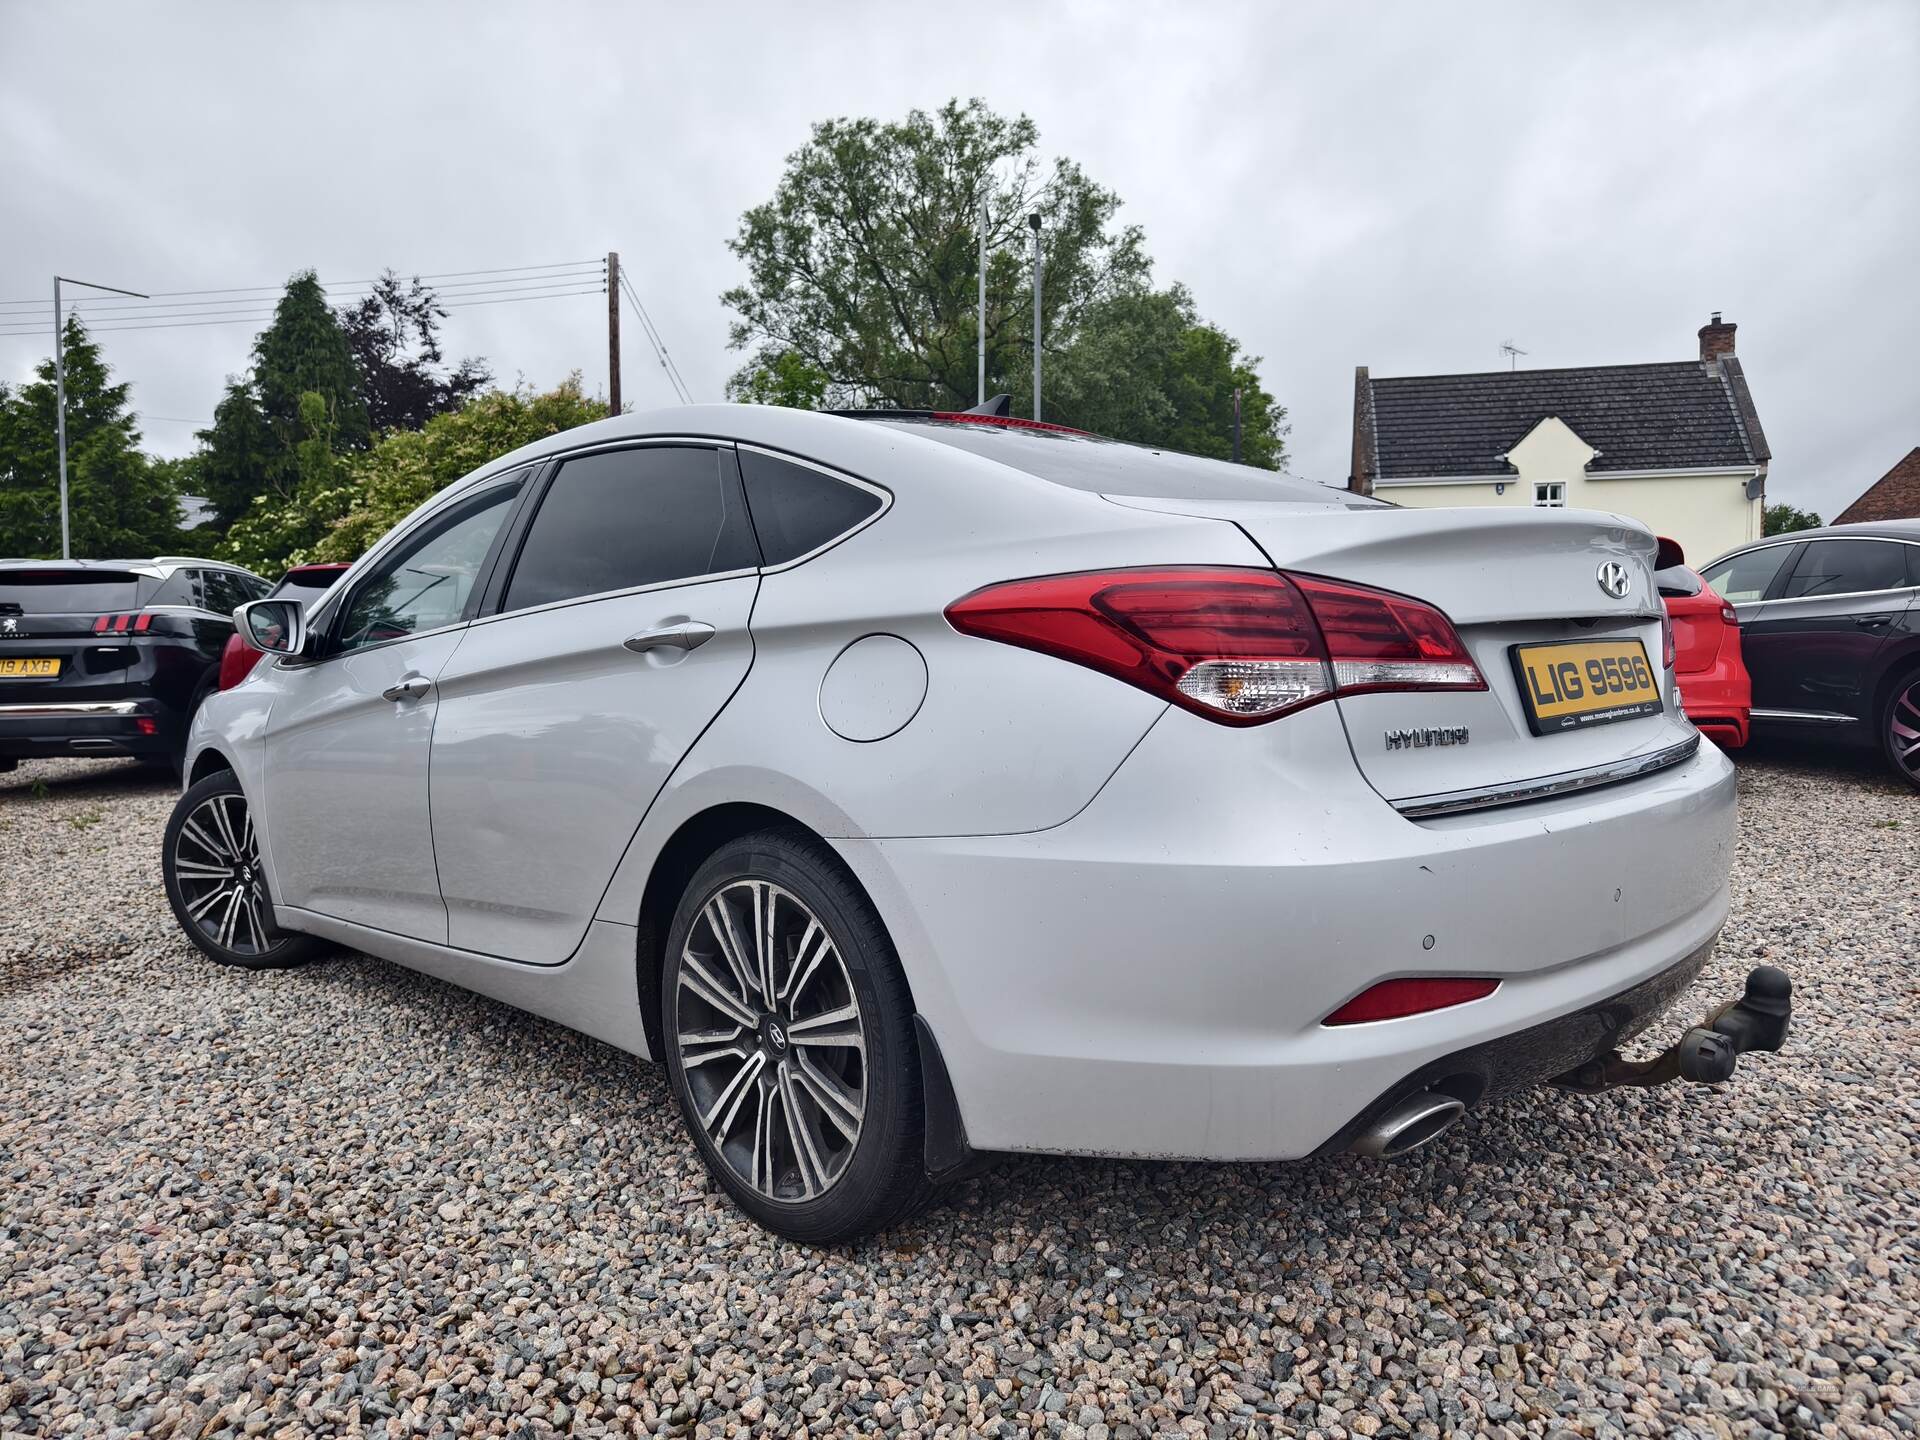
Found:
[1553,965,1793,1094]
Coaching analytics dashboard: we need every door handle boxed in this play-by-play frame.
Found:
[382,674,433,702]
[1855,614,1893,629]
[624,622,716,655]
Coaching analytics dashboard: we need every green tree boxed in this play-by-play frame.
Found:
[217,392,346,574]
[1763,502,1822,536]
[725,349,831,409]
[723,98,1284,464]
[1049,286,1287,467]
[724,98,1148,415]
[220,378,604,575]
[195,271,369,532]
[0,318,184,558]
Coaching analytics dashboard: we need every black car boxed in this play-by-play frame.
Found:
[0,558,270,774]
[1700,520,1920,789]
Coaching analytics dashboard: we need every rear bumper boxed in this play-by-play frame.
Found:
[1312,936,1715,1154]
[0,700,174,759]
[838,702,1737,1162]
[1678,654,1750,749]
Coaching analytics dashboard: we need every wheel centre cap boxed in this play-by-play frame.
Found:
[760,1013,790,1057]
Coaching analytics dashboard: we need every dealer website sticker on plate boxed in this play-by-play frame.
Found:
[0,657,61,679]
[1510,639,1661,735]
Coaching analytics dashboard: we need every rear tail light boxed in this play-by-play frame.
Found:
[90,613,153,635]
[1721,603,1738,626]
[1661,615,1675,670]
[1323,977,1499,1026]
[945,566,1485,725]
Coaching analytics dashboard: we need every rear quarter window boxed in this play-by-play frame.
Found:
[738,449,885,565]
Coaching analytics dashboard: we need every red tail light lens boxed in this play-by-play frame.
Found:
[1661,616,1676,669]
[1323,977,1499,1026]
[1720,603,1738,626]
[945,566,1484,725]
[132,613,153,633]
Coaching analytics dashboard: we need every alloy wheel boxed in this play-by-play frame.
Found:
[673,880,867,1203]
[1891,678,1920,783]
[172,791,275,956]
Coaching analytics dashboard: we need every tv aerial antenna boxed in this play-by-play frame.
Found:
[1499,339,1528,371]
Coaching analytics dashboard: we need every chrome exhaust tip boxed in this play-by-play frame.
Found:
[1348,1090,1467,1158]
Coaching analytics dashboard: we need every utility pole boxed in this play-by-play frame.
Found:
[1232,387,1243,464]
[1028,213,1043,422]
[606,252,622,416]
[53,275,146,559]
[977,195,988,407]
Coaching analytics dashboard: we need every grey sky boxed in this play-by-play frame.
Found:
[3,1,1915,520]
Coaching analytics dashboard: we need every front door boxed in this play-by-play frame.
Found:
[1738,539,1911,718]
[262,479,524,941]
[428,444,761,963]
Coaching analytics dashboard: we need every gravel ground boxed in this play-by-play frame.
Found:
[1,747,1915,1440]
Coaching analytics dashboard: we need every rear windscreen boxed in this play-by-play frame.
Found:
[0,571,144,613]
[272,571,345,599]
[874,419,1385,507]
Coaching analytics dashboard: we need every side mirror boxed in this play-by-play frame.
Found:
[235,597,307,657]
[1654,536,1686,570]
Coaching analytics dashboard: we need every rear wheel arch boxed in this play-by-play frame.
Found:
[635,803,873,1056]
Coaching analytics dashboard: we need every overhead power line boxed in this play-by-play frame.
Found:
[617,269,692,404]
[0,259,605,310]
[0,283,606,337]
[10,270,607,318]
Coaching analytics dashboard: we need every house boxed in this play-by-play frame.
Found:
[1833,446,1920,524]
[1348,315,1770,561]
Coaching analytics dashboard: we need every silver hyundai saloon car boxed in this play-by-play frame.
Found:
[167,403,1773,1242]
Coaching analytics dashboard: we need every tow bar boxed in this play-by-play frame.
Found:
[1552,965,1793,1093]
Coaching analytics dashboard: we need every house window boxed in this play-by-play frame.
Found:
[1533,482,1566,508]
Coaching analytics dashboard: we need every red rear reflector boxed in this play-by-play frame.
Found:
[946,566,1484,725]
[135,717,159,736]
[1323,977,1499,1026]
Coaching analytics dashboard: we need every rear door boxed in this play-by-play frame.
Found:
[428,443,760,963]
[0,568,150,704]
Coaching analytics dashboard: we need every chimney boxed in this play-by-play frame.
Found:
[1698,311,1737,366]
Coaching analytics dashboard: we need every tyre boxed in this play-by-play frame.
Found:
[1880,668,1920,792]
[162,770,324,969]
[661,827,932,1243]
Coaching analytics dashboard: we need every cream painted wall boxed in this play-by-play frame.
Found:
[1378,416,1762,563]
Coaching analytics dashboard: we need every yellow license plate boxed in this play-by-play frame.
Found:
[0,656,61,679]
[1511,639,1661,735]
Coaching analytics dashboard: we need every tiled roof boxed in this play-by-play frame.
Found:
[1834,447,1920,525]
[1363,359,1767,480]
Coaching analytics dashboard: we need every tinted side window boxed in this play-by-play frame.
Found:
[1779,540,1909,600]
[201,571,247,615]
[1701,545,1795,604]
[503,447,755,612]
[336,483,520,653]
[739,449,883,565]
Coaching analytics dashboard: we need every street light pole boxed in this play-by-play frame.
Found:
[1028,213,1042,423]
[977,195,987,407]
[52,274,147,558]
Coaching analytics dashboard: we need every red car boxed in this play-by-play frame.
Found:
[217,562,351,690]
[1656,541,1750,748]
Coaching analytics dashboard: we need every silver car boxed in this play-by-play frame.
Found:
[166,404,1775,1242]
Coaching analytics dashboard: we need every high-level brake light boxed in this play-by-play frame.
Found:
[945,566,1485,725]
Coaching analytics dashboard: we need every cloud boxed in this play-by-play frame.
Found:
[2,0,1914,519]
